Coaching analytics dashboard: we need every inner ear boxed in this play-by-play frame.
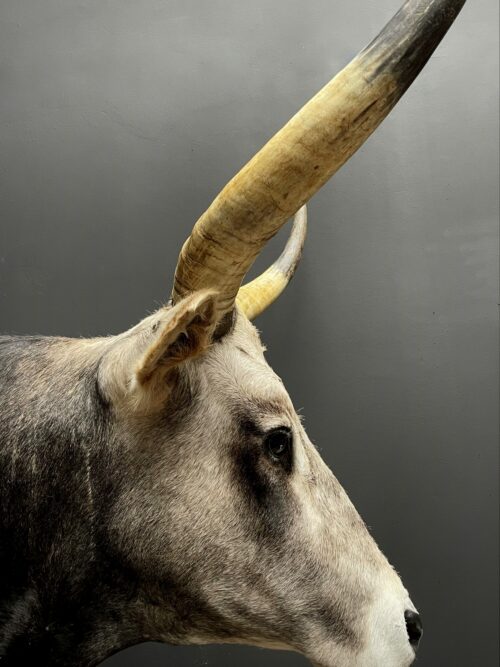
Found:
[135,289,218,394]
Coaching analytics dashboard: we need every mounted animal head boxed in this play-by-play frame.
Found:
[0,1,465,666]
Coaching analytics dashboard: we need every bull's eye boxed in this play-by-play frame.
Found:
[264,427,292,462]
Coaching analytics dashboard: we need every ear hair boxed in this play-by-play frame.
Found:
[136,289,217,387]
[98,290,220,414]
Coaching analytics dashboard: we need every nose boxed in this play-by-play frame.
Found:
[404,609,423,649]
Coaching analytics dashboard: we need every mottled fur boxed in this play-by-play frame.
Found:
[0,298,415,667]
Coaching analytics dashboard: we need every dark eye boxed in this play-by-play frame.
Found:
[264,427,292,462]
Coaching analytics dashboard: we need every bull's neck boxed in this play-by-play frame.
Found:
[0,337,145,665]
[0,458,148,667]
[0,575,143,666]
[0,475,146,666]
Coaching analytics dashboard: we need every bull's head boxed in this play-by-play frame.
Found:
[3,1,465,665]
[93,1,465,664]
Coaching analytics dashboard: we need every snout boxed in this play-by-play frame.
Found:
[307,602,422,667]
[404,609,423,651]
[348,587,422,667]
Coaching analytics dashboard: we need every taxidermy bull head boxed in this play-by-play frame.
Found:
[0,1,465,665]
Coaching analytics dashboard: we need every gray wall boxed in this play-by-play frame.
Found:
[0,1,498,666]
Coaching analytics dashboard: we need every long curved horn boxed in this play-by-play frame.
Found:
[172,0,466,319]
[236,205,307,320]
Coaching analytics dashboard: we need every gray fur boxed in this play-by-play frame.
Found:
[0,307,414,667]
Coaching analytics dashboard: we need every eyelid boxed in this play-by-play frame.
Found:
[261,418,293,435]
[268,425,291,434]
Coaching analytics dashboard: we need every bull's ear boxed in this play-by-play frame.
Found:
[135,289,218,392]
[101,290,219,412]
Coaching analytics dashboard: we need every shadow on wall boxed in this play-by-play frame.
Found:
[100,642,310,666]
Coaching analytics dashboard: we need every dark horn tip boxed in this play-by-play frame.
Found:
[362,0,467,90]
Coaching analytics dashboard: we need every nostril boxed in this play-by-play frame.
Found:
[404,610,423,649]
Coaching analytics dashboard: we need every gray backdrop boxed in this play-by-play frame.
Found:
[0,1,498,666]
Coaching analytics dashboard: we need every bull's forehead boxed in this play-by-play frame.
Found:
[200,311,295,419]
